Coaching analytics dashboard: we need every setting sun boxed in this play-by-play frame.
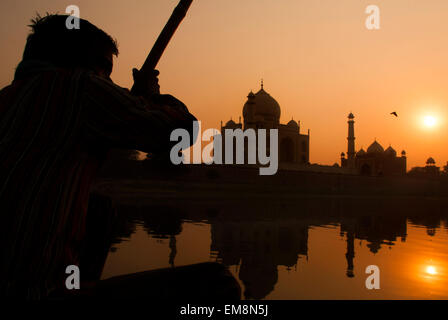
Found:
[423,115,437,128]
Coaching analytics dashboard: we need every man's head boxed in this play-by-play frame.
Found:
[23,14,118,78]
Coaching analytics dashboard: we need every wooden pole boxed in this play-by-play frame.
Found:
[131,0,193,93]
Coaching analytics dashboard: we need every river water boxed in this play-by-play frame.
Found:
[100,196,448,299]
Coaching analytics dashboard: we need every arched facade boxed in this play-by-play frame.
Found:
[280,137,294,163]
[220,82,310,165]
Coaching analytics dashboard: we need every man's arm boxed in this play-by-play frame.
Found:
[80,73,197,153]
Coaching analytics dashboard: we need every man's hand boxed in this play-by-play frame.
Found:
[131,68,160,98]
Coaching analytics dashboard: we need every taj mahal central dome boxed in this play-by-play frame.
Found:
[243,82,281,123]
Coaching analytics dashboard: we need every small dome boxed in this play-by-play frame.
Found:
[367,140,384,154]
[357,148,366,156]
[384,146,397,157]
[242,91,256,119]
[341,152,346,157]
[426,157,436,165]
[401,150,406,156]
[287,119,299,129]
[225,119,236,127]
[348,112,354,119]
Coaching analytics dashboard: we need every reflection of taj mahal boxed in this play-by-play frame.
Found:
[220,81,310,164]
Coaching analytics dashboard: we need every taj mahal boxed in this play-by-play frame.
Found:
[220,81,310,165]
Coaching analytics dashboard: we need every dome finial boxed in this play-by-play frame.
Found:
[261,78,264,90]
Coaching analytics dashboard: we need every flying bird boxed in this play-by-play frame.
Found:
[390,112,398,117]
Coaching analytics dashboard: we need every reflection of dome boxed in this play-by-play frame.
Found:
[243,86,281,120]
[348,112,354,119]
[384,146,397,157]
[287,119,299,130]
[357,148,366,156]
[239,262,278,300]
[367,140,384,154]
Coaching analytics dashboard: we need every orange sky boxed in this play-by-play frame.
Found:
[1,0,447,168]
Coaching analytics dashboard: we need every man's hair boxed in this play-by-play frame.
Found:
[23,14,119,71]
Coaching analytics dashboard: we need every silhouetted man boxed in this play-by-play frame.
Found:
[0,14,197,298]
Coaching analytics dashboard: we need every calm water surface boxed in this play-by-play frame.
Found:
[100,197,448,299]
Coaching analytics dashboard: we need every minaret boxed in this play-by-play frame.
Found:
[347,113,355,165]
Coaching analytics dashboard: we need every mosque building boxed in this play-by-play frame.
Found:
[340,113,407,176]
[219,81,310,164]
